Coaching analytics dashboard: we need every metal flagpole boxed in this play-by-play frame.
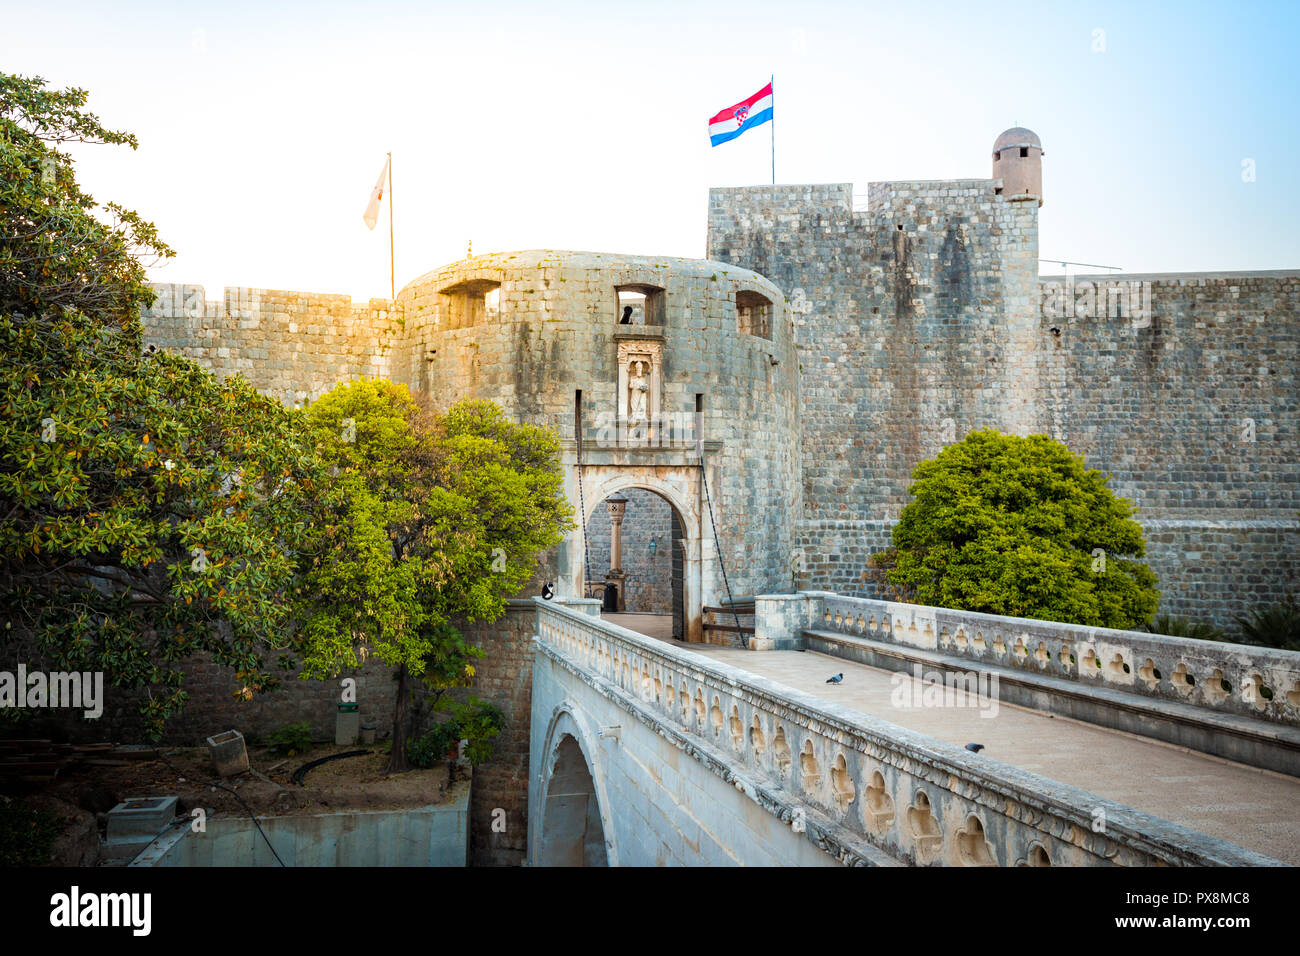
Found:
[770,74,775,185]
[387,151,395,302]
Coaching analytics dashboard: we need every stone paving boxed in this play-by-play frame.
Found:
[604,613,1300,864]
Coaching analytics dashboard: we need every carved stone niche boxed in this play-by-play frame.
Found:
[616,337,663,444]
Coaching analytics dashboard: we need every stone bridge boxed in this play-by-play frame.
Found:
[526,595,1300,867]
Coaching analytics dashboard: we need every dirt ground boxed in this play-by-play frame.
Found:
[42,742,460,821]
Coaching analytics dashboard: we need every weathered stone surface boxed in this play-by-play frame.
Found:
[706,184,1297,630]
[532,599,1283,866]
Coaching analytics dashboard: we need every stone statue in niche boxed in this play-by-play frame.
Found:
[628,359,650,424]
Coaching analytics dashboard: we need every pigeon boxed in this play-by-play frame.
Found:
[965,743,985,753]
[825,673,843,684]
[619,306,633,324]
[541,582,554,600]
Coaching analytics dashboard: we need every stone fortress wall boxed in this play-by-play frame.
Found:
[139,254,803,865]
[144,251,804,601]
[706,177,1298,630]
[141,171,1299,634]
[141,284,404,405]
[377,250,802,601]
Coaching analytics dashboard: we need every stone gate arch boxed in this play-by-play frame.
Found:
[563,466,708,642]
[531,705,618,867]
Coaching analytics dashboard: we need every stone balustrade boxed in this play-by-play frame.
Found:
[535,599,1279,866]
[795,593,1300,728]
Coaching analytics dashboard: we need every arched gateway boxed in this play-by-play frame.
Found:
[562,463,711,643]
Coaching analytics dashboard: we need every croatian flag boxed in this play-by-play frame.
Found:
[708,82,773,147]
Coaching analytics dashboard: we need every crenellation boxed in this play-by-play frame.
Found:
[706,167,1295,630]
[128,134,1298,867]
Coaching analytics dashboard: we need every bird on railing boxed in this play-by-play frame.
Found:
[965,743,985,753]
[825,673,843,684]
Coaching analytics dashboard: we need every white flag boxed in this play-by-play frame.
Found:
[363,156,389,230]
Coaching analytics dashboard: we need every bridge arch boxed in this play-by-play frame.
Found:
[531,704,619,867]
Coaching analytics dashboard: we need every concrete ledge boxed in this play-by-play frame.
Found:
[131,778,471,867]
[804,628,1300,777]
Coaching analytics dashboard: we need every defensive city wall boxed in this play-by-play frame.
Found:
[127,138,1297,864]
[706,183,1298,631]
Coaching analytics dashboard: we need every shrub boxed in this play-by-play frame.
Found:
[878,430,1159,629]
[405,698,504,770]
[1146,614,1225,642]
[407,720,461,770]
[454,698,504,766]
[1236,598,1300,652]
[266,721,313,757]
[0,797,61,866]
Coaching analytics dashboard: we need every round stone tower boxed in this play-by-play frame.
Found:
[389,250,802,637]
[992,127,1043,206]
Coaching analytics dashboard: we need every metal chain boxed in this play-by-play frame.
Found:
[576,428,593,600]
[699,454,746,648]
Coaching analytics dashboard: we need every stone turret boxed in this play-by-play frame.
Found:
[992,127,1043,206]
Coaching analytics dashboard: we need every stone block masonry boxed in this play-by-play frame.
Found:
[141,284,405,406]
[1039,272,1299,628]
[8,624,399,748]
[707,184,1297,631]
[458,601,539,867]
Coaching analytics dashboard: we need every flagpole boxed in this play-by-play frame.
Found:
[386,152,395,302]
[770,74,775,185]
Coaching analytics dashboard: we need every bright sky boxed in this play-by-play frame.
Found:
[4,0,1297,301]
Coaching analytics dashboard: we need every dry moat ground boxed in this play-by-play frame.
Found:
[58,742,459,819]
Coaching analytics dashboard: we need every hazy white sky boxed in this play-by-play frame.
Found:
[5,0,1297,302]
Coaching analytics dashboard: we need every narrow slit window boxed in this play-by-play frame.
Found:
[575,389,583,451]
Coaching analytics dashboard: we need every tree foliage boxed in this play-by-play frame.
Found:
[1,73,323,736]
[1,72,171,325]
[873,430,1159,629]
[296,382,572,770]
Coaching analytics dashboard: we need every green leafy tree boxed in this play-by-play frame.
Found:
[296,382,572,772]
[873,429,1158,629]
[1,73,324,736]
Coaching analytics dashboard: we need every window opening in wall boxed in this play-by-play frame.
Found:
[1019,147,1029,157]
[439,279,501,329]
[615,284,665,326]
[736,290,772,339]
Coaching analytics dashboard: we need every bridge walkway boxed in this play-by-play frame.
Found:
[601,613,1300,864]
